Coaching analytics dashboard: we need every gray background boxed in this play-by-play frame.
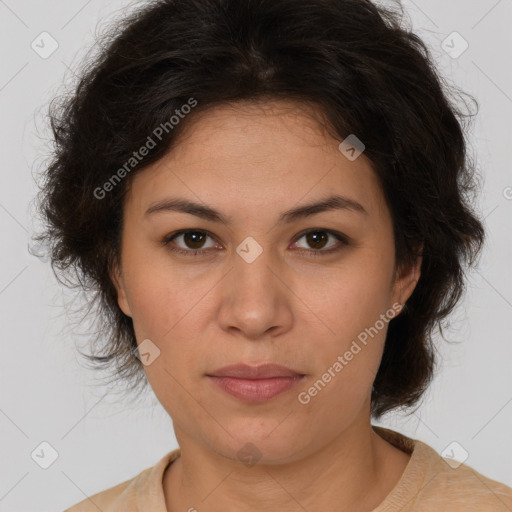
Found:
[0,0,511,510]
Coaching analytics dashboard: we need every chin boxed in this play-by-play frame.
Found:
[208,420,308,465]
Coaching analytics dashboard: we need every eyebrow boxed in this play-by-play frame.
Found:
[144,194,368,224]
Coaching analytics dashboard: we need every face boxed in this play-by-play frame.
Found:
[112,100,421,464]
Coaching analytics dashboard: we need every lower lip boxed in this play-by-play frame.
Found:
[207,375,305,402]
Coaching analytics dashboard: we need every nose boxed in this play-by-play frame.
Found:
[217,245,294,341]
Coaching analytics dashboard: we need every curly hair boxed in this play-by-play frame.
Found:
[32,0,485,419]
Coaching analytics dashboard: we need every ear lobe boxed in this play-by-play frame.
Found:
[393,249,423,310]
[110,263,132,318]
[402,254,422,302]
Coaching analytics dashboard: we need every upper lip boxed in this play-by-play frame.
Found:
[207,363,304,379]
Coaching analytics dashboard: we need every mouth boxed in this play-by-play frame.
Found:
[206,363,306,402]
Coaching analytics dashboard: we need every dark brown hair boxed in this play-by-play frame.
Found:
[32,0,485,419]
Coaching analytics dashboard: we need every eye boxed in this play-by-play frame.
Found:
[161,228,349,257]
[162,230,219,256]
[292,229,348,256]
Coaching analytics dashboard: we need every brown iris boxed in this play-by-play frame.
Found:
[304,231,329,250]
[182,231,207,249]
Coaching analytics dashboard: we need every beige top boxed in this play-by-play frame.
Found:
[64,425,512,511]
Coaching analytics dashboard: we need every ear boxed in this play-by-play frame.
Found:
[391,245,423,314]
[110,262,132,318]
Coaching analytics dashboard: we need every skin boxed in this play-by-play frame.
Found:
[111,99,422,511]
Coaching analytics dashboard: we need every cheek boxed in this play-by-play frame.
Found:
[293,262,393,409]
[122,263,212,384]
[297,330,385,426]
[123,250,212,339]
[292,256,394,339]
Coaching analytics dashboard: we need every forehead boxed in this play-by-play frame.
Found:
[125,100,388,222]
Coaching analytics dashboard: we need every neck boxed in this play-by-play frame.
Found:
[163,415,411,512]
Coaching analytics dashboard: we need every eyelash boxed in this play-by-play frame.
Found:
[161,229,349,258]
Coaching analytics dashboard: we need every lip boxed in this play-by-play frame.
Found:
[207,375,305,402]
[207,363,304,379]
[206,364,306,402]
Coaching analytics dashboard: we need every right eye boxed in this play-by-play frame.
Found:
[161,230,221,256]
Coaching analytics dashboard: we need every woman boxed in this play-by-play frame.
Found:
[33,0,512,510]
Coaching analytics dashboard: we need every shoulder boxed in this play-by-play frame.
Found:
[407,439,512,510]
[373,426,512,511]
[64,476,137,512]
[62,449,180,512]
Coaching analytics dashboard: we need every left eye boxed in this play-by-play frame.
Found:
[162,229,348,256]
[292,230,346,252]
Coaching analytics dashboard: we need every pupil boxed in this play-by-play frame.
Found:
[307,231,327,249]
[185,232,205,249]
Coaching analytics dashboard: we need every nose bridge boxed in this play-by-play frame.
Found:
[231,236,277,302]
[217,236,290,338]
